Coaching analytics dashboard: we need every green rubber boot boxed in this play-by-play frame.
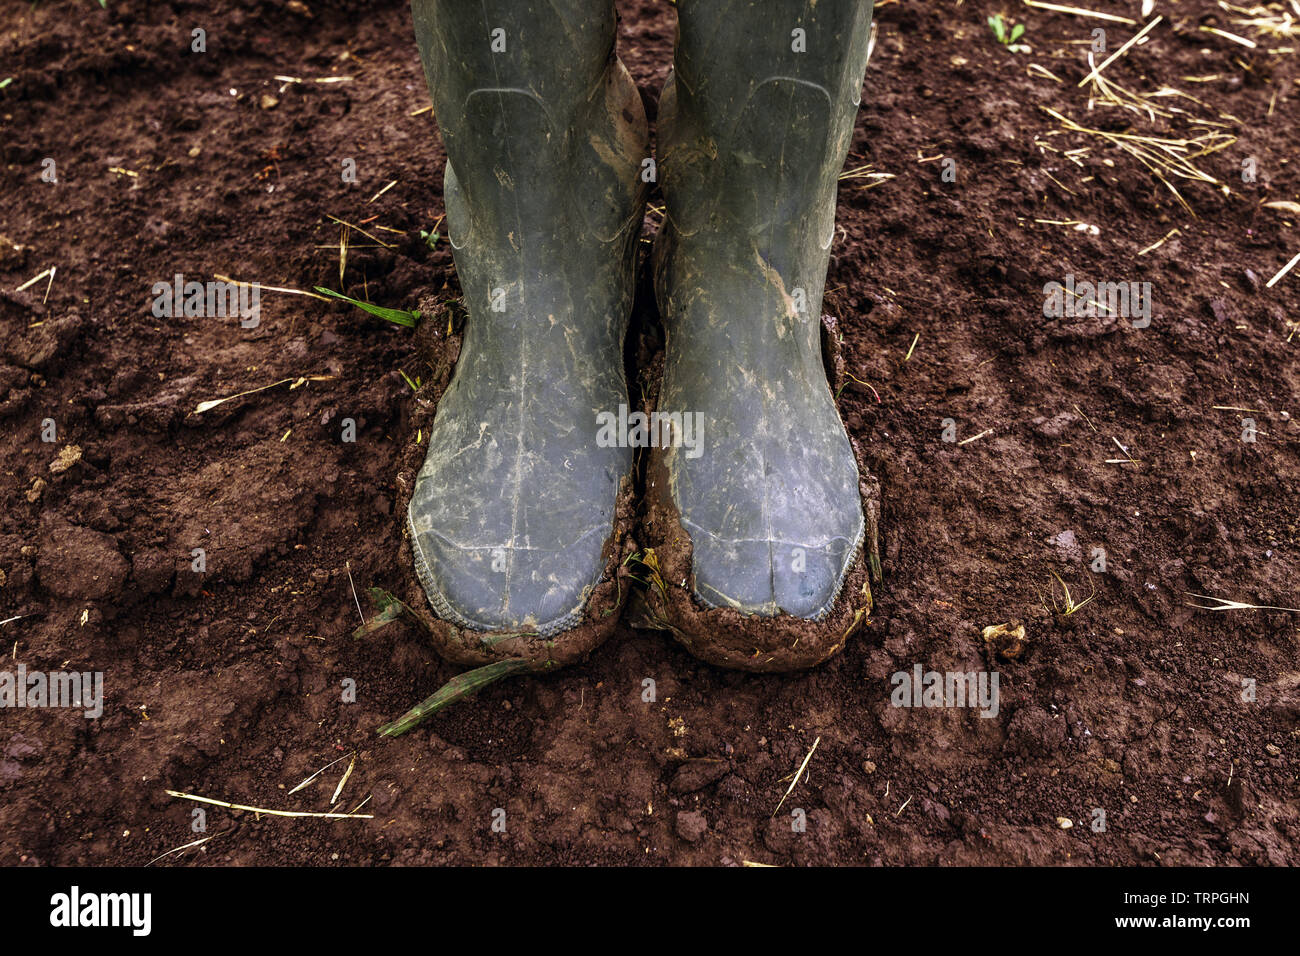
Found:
[407,0,646,646]
[644,0,877,670]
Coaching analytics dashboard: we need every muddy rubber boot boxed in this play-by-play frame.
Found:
[643,0,879,670]
[405,0,647,657]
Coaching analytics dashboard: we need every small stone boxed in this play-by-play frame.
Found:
[982,621,1029,661]
[286,0,312,15]
[675,810,707,843]
[187,146,202,158]
[260,94,279,111]
[49,444,81,475]
[862,760,877,774]
[1032,412,1078,438]
[1056,817,1073,829]
[25,478,46,503]
[670,759,729,795]
[36,521,129,601]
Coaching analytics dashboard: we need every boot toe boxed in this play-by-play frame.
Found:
[408,518,610,636]
[688,522,862,621]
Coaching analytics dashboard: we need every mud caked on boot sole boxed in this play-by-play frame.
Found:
[640,0,881,672]
[400,0,648,669]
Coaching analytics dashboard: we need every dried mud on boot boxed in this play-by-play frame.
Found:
[634,313,883,672]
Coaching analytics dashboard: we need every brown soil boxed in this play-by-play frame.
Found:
[2,0,1298,866]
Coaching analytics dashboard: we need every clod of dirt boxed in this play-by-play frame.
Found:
[982,621,1028,661]
[48,444,81,475]
[670,758,729,795]
[130,548,176,596]
[1224,776,1255,816]
[94,375,196,432]
[675,810,708,843]
[2,313,86,371]
[1047,529,1081,562]
[1257,672,1300,717]
[1007,706,1067,757]
[35,519,129,601]
[1031,412,1078,438]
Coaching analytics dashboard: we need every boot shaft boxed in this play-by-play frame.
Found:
[411,0,648,307]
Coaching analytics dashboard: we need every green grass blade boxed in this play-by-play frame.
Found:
[379,659,534,737]
[352,588,417,639]
[314,286,419,328]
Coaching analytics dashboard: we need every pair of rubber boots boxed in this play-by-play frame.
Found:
[406,0,877,673]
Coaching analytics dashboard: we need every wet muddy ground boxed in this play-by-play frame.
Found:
[1,0,1298,865]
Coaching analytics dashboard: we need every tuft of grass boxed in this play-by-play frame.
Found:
[1038,571,1096,617]
[314,286,419,328]
[351,587,413,639]
[624,549,667,602]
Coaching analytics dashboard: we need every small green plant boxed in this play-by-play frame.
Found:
[419,214,444,250]
[314,286,419,328]
[988,14,1027,48]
